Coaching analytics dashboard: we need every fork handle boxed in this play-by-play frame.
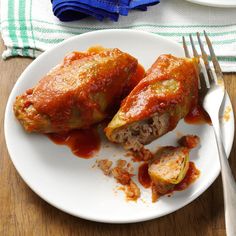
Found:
[211,116,236,236]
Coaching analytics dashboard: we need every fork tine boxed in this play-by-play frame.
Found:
[196,32,215,84]
[182,36,190,58]
[188,34,207,89]
[189,34,199,58]
[204,31,224,80]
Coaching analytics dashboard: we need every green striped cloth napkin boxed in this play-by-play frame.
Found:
[1,0,236,71]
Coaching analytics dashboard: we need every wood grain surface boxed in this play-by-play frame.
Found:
[0,38,235,236]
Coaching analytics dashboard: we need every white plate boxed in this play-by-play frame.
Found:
[186,0,236,7]
[5,30,235,223]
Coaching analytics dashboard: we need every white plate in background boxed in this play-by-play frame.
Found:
[186,0,236,7]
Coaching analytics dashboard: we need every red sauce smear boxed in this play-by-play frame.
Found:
[128,64,145,89]
[174,162,200,191]
[122,64,145,98]
[47,128,101,158]
[185,105,211,125]
[138,163,151,188]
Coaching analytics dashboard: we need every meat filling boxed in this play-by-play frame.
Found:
[110,113,169,152]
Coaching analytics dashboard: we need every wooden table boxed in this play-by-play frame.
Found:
[0,38,235,236]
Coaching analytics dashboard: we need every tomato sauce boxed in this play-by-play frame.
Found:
[119,55,199,124]
[47,128,101,158]
[138,163,151,188]
[128,64,145,89]
[121,64,145,99]
[185,104,211,125]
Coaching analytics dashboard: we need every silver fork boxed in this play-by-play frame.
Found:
[183,31,236,236]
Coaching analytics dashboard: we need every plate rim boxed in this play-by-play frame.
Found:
[186,0,236,8]
[4,29,235,223]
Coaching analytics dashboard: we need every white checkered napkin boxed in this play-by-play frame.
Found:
[1,0,236,71]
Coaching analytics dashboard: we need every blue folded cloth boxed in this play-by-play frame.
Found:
[51,0,160,22]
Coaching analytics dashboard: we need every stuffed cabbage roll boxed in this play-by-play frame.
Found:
[14,47,138,133]
[148,146,190,194]
[105,54,199,153]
